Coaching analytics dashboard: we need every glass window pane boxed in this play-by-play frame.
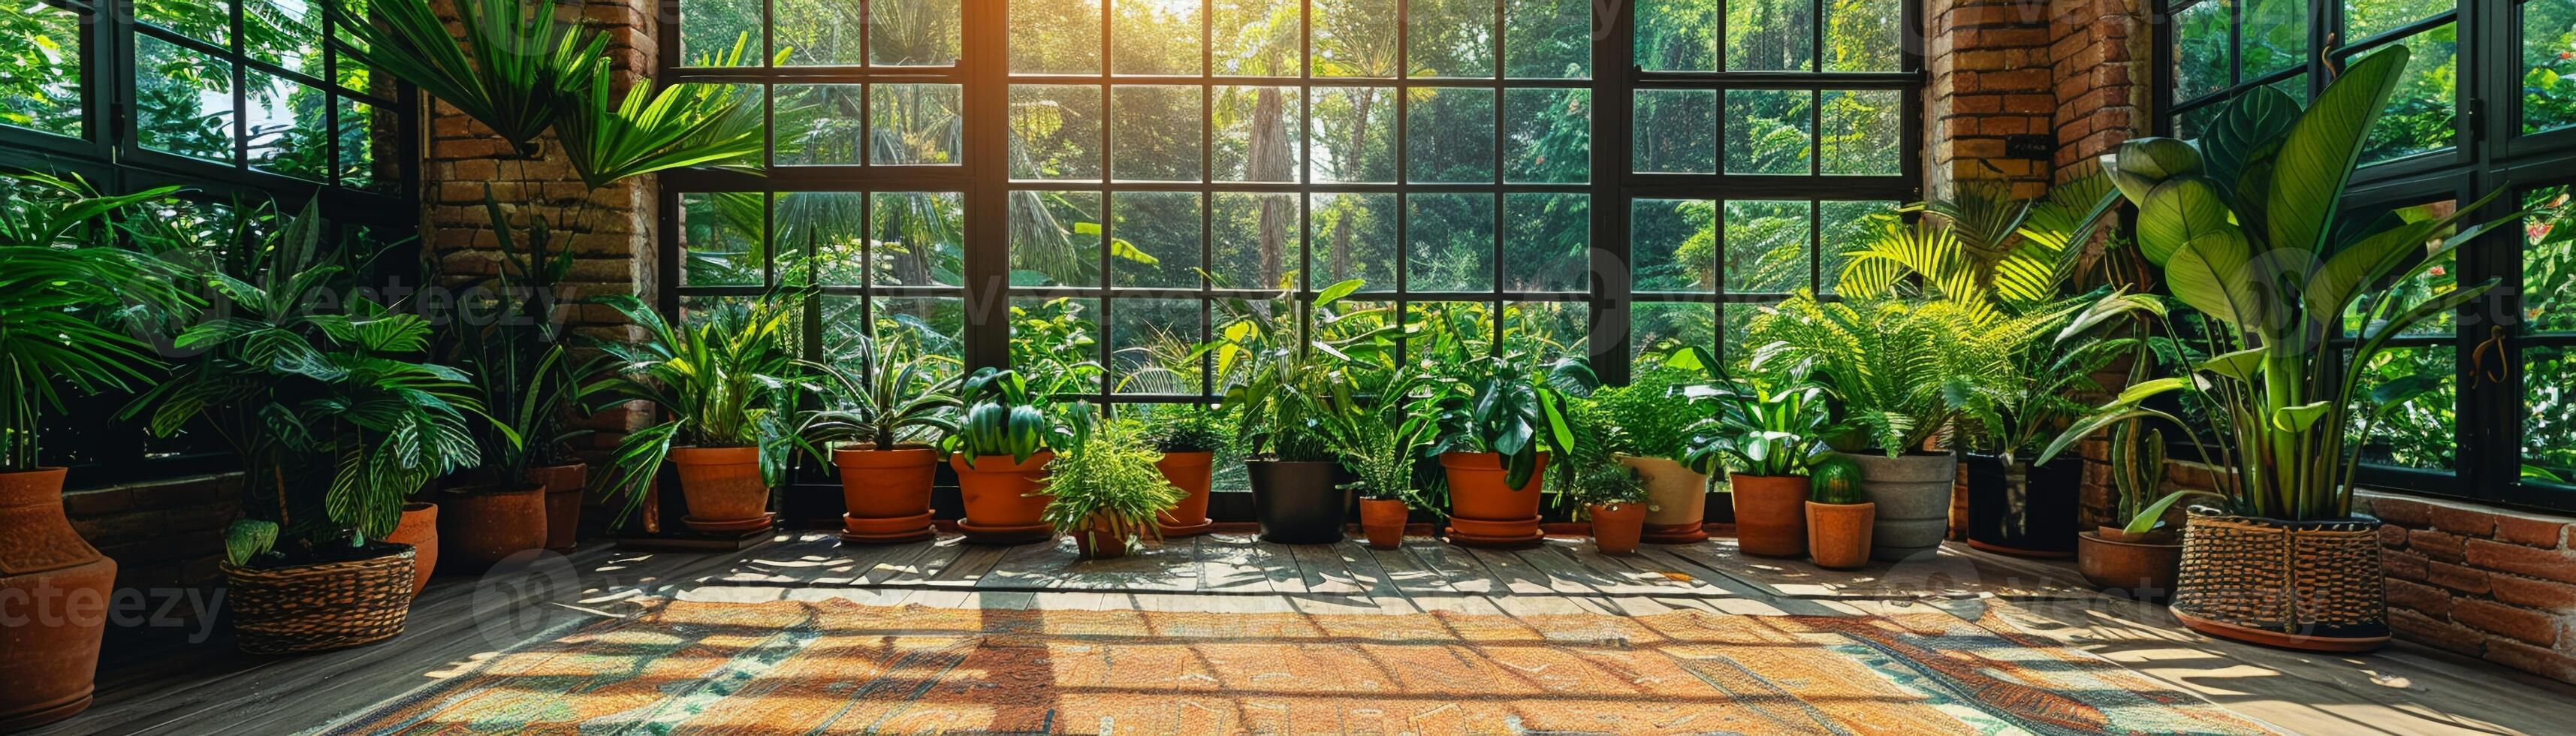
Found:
[2351,346,2456,471]
[248,0,322,74]
[1312,87,1396,182]
[1502,193,1589,292]
[2525,186,2575,335]
[2348,0,2453,41]
[2,3,83,138]
[1408,0,1496,78]
[1635,0,1718,71]
[1727,0,1814,71]
[872,83,963,164]
[1633,302,1714,368]
[1112,86,1204,181]
[1820,89,1899,176]
[2525,345,2576,484]
[1407,193,1495,291]
[873,192,966,286]
[2171,0,2228,101]
[1113,0,1203,75]
[1111,299,1205,394]
[139,0,229,45]
[1214,86,1304,182]
[680,192,765,287]
[2358,28,2457,164]
[1504,89,1588,183]
[1825,0,1902,72]
[246,72,327,181]
[1504,0,1588,78]
[776,0,867,65]
[1010,85,1103,180]
[1012,297,1103,392]
[873,0,962,65]
[1633,89,1715,173]
[1213,192,1301,291]
[1724,200,1811,294]
[681,0,761,66]
[136,35,235,162]
[1632,198,1715,292]
[1726,89,1813,175]
[1214,0,1302,76]
[1014,0,1102,74]
[827,295,967,379]
[1111,192,1203,288]
[1819,200,1900,294]
[1506,301,1590,360]
[1012,190,1102,286]
[1406,87,1495,182]
[2241,0,2308,80]
[336,95,393,192]
[1311,192,1398,289]
[1314,0,1398,77]
[1721,303,1766,371]
[2526,0,2576,134]
[776,84,865,165]
[775,192,861,287]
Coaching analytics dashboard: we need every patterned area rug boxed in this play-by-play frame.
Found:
[332,600,2272,734]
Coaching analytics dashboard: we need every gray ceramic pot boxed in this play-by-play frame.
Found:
[1833,451,1956,561]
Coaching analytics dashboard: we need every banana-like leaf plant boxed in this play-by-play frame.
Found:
[586,294,808,522]
[0,174,193,472]
[1682,373,1833,479]
[2036,46,2553,520]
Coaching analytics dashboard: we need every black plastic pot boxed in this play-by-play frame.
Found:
[1964,452,2084,558]
[1247,459,1350,544]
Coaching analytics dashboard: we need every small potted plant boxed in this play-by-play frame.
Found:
[946,368,1078,544]
[2074,421,2202,597]
[1804,455,1875,569]
[1420,355,1594,547]
[1685,376,1830,558]
[1039,418,1181,560]
[590,294,807,535]
[1591,361,1720,543]
[801,336,960,544]
[1314,370,1437,550]
[1142,403,1226,537]
[1950,298,2131,560]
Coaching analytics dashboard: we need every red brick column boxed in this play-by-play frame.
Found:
[2047,0,2148,179]
[1924,0,2056,199]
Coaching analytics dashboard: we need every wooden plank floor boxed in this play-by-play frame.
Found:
[35,530,2576,734]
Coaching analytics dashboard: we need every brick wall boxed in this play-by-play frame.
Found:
[2046,0,2147,178]
[2364,493,2576,684]
[1925,0,2056,199]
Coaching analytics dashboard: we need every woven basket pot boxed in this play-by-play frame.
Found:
[2169,505,2390,652]
[222,548,418,656]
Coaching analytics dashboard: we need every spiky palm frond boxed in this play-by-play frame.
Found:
[330,0,605,154]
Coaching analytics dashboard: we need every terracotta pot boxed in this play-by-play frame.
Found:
[1835,451,1957,562]
[384,502,439,596]
[1964,453,2083,558]
[1071,518,1128,560]
[2171,507,2389,651]
[1729,473,1809,558]
[833,445,940,544]
[1247,459,1349,544]
[528,463,586,551]
[1441,452,1549,548]
[952,452,1055,544]
[2077,526,2181,599]
[1588,502,1646,556]
[1805,501,1877,570]
[669,446,772,532]
[0,468,116,731]
[1359,498,1410,550]
[436,484,547,573]
[1621,454,1712,544]
[1154,451,1217,536]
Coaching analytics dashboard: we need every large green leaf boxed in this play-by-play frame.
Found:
[2137,176,2234,268]
[2201,86,2301,214]
[2266,47,2410,256]
[2164,228,2263,331]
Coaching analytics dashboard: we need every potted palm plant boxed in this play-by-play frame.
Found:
[589,295,806,535]
[1206,280,1371,544]
[2037,46,2546,651]
[1685,376,1831,558]
[1040,418,1181,560]
[1949,298,2133,559]
[0,175,189,729]
[1804,455,1874,569]
[801,336,960,544]
[1313,370,1438,550]
[1751,294,1983,561]
[133,204,485,656]
[946,368,1077,544]
[1592,362,1721,543]
[437,203,600,569]
[1420,354,1594,548]
[1141,404,1226,537]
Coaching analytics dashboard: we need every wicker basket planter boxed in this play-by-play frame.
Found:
[2169,505,2389,652]
[222,547,418,656]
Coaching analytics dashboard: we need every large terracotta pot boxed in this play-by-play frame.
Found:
[1440,451,1547,547]
[1729,473,1809,557]
[436,484,547,573]
[1359,498,1410,550]
[2077,526,2181,599]
[1154,451,1217,537]
[1964,453,2083,559]
[834,445,940,544]
[1621,454,1711,544]
[668,446,772,533]
[952,452,1055,544]
[1805,501,1877,570]
[384,502,439,596]
[0,468,116,731]
[1835,451,1956,562]
[1246,459,1348,544]
[1588,502,1645,556]
[2170,507,2389,652]
[529,463,587,551]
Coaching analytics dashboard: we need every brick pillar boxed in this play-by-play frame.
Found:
[2048,0,2149,179]
[1924,0,2055,199]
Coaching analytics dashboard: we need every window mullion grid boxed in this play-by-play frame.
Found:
[1394,0,1411,368]
[230,0,247,168]
[1491,0,1506,360]
[1096,0,1114,408]
[1199,0,1217,406]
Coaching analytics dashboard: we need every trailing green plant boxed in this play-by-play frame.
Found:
[132,202,487,561]
[1311,369,1438,508]
[947,367,1080,465]
[0,173,193,472]
[587,293,807,521]
[1140,403,1228,454]
[2039,46,2552,521]
[1749,294,1985,456]
[1039,419,1181,550]
[1683,374,1833,478]
[798,334,961,452]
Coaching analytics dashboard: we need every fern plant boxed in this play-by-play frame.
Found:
[1311,370,1438,508]
[1748,294,1984,456]
[1039,420,1181,553]
[1946,295,2136,464]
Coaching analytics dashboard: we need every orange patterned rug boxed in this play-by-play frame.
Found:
[333,600,2273,734]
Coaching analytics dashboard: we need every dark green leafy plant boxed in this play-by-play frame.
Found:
[1586,366,1710,463]
[1039,419,1180,550]
[446,196,601,484]
[587,294,807,521]
[1947,296,2135,463]
[330,0,605,155]
[1202,278,1377,463]
[798,335,961,452]
[553,39,765,189]
[1417,354,1595,490]
[1683,376,1832,478]
[1311,369,1438,508]
[0,174,192,472]
[948,367,1079,465]
[1564,400,1648,508]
